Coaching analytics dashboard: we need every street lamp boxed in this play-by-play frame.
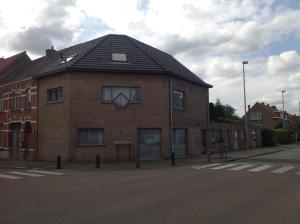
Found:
[242,61,249,150]
[282,90,286,129]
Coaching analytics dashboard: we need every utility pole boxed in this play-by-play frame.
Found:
[282,90,286,129]
[242,61,249,150]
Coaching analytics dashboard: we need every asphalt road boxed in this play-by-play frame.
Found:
[1,146,300,224]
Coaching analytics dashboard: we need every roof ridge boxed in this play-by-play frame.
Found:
[125,36,167,72]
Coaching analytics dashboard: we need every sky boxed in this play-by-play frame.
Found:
[0,0,300,116]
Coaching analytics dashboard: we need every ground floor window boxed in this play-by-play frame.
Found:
[211,129,222,143]
[173,128,187,158]
[77,128,104,145]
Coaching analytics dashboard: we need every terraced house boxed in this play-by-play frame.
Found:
[0,34,212,161]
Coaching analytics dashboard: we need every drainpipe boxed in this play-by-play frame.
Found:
[169,76,173,157]
[35,81,39,161]
[206,88,211,162]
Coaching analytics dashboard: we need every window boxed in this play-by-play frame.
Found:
[0,95,3,112]
[211,129,222,143]
[102,87,141,107]
[11,92,20,111]
[47,87,63,103]
[0,123,3,146]
[112,53,127,62]
[250,112,262,121]
[173,129,187,158]
[77,128,104,145]
[173,90,184,110]
[25,89,32,109]
[240,131,245,140]
[60,54,77,64]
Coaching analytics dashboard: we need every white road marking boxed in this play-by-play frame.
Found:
[27,170,64,175]
[228,164,254,171]
[8,171,44,177]
[0,174,23,180]
[249,165,273,172]
[211,163,239,170]
[272,166,295,174]
[191,163,221,169]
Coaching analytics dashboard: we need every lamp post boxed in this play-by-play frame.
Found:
[282,90,286,129]
[242,61,249,150]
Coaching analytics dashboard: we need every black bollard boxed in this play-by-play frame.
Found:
[207,151,211,163]
[96,155,100,168]
[171,152,176,166]
[136,156,140,168]
[56,156,61,169]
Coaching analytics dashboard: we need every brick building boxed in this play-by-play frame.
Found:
[0,52,38,160]
[247,102,298,129]
[0,34,212,161]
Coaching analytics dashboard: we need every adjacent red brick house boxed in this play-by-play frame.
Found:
[0,34,212,161]
[0,52,38,160]
[247,102,298,129]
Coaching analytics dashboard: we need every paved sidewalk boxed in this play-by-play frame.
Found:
[0,144,297,171]
[176,144,297,165]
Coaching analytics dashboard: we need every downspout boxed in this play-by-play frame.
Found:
[206,88,211,160]
[35,80,39,161]
[169,76,173,157]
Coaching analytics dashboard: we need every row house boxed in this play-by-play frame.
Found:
[247,102,299,129]
[0,34,212,161]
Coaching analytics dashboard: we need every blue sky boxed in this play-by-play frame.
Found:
[0,0,300,115]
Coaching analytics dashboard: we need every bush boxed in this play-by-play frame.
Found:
[261,128,276,146]
[274,129,293,145]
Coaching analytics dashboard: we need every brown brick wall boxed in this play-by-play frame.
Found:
[172,78,208,155]
[38,71,209,161]
[37,73,71,161]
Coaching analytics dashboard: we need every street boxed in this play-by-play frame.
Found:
[1,145,300,224]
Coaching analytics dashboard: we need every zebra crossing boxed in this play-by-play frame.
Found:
[190,162,300,175]
[0,168,64,180]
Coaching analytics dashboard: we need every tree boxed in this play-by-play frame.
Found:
[209,99,240,122]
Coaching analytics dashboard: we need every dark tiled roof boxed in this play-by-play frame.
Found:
[0,52,31,79]
[1,34,212,88]
[37,34,212,87]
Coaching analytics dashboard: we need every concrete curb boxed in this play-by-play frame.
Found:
[220,149,284,163]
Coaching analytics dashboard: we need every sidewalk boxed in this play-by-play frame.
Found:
[0,144,297,171]
[176,144,297,165]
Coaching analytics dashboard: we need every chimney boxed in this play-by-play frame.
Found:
[248,105,250,110]
[272,106,276,110]
[45,46,57,58]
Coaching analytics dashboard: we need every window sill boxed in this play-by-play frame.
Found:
[47,100,64,105]
[173,108,185,112]
[76,144,107,148]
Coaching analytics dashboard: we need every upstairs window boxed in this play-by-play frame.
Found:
[0,95,3,112]
[25,89,32,109]
[77,128,104,146]
[173,90,185,110]
[102,87,141,107]
[11,92,20,111]
[47,87,63,103]
[112,53,127,62]
[250,112,262,121]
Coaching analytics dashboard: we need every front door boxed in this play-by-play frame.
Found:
[10,123,21,159]
[138,129,161,160]
[173,129,187,158]
[11,131,19,159]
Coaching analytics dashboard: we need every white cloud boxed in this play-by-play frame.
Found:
[0,0,300,115]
